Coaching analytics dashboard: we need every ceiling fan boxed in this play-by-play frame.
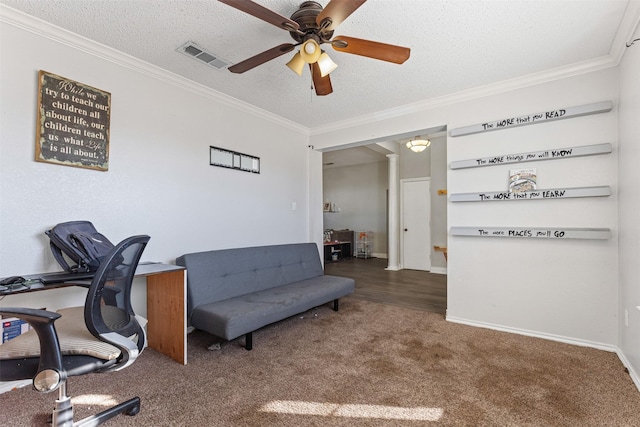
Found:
[218,0,411,96]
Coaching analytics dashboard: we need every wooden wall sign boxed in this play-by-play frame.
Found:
[450,101,612,137]
[35,70,111,171]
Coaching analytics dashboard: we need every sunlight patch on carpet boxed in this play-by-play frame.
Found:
[72,394,119,406]
[261,400,443,421]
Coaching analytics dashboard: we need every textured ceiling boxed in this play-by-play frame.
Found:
[0,0,633,131]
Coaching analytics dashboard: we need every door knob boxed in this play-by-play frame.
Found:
[404,228,408,231]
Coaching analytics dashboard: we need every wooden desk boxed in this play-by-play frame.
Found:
[1,263,187,365]
[135,263,187,365]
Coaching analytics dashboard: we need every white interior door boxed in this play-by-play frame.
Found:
[401,179,431,271]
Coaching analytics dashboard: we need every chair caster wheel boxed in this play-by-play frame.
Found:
[125,405,140,416]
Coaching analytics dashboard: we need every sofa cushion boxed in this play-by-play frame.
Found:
[190,274,354,341]
[177,243,324,316]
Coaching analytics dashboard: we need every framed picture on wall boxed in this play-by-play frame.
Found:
[210,146,260,174]
[509,168,537,193]
[35,70,111,171]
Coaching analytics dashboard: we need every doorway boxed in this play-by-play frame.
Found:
[401,178,431,271]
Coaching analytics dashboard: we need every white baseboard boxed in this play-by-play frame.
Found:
[615,348,640,393]
[446,315,640,393]
[430,266,447,275]
[446,315,619,352]
[0,379,30,395]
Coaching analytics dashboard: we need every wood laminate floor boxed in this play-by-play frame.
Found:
[324,257,447,315]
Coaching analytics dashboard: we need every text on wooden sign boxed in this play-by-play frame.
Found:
[450,226,610,240]
[36,70,111,171]
[450,101,612,137]
[449,143,612,170]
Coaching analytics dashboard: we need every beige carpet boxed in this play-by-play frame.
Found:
[1,298,639,426]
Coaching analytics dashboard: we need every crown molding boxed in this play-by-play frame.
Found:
[310,54,617,137]
[3,2,636,140]
[0,5,310,136]
[310,1,640,137]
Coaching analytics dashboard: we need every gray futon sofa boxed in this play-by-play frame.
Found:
[176,243,355,350]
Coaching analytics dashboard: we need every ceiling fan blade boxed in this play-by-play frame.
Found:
[317,0,367,32]
[311,63,333,96]
[218,0,301,32]
[332,36,410,64]
[228,43,295,73]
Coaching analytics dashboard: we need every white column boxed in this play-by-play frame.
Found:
[386,154,400,271]
[307,145,324,264]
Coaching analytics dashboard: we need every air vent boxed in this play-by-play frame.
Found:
[177,42,230,71]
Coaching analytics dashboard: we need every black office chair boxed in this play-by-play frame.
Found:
[0,235,150,426]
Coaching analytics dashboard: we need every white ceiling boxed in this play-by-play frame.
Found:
[1,0,634,133]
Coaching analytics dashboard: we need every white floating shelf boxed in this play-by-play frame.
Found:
[450,143,612,170]
[450,101,612,137]
[450,186,611,202]
[451,226,611,240]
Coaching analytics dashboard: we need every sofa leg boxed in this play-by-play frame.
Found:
[333,299,339,311]
[245,332,253,350]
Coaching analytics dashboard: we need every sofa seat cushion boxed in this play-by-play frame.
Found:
[191,275,354,341]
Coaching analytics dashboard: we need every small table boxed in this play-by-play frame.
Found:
[324,241,352,262]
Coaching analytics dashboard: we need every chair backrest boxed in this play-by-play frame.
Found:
[84,235,150,371]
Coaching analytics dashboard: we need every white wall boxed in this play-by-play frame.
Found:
[446,74,618,347]
[618,24,640,388]
[429,135,448,272]
[0,13,310,313]
[400,143,431,179]
[311,67,620,349]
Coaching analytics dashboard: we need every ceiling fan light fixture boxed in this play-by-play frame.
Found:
[219,0,411,97]
[300,39,321,63]
[286,52,306,75]
[317,52,338,77]
[406,138,431,153]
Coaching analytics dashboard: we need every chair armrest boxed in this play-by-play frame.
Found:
[0,307,65,385]
[99,331,140,371]
[1,307,60,321]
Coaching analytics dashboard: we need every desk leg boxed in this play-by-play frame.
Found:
[146,270,186,365]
